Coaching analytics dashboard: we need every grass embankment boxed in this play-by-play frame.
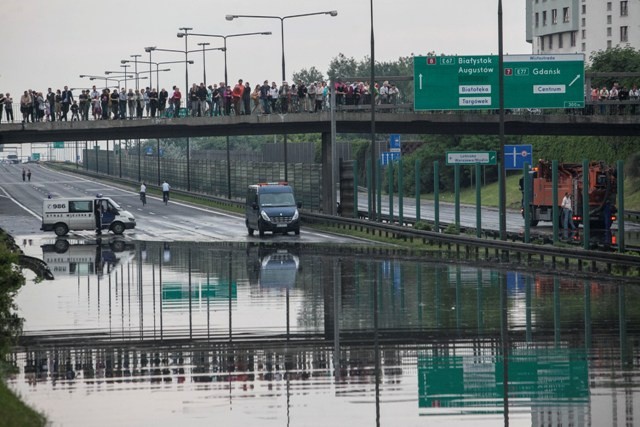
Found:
[0,232,46,427]
[0,381,46,427]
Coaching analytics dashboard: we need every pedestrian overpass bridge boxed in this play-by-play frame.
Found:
[1,110,638,144]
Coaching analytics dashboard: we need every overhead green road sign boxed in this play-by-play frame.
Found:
[414,54,585,110]
[446,151,497,165]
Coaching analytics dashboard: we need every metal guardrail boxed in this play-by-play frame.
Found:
[49,163,640,275]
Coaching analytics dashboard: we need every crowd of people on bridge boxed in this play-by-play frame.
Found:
[0,78,403,123]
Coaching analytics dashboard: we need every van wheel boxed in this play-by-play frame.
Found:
[112,222,125,235]
[54,223,69,236]
[54,239,70,253]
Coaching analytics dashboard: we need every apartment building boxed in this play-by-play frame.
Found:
[525,0,637,58]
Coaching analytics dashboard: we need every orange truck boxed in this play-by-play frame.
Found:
[521,160,617,228]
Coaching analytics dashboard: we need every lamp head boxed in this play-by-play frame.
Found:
[261,32,272,35]
[144,46,156,52]
[79,74,86,78]
[329,10,338,17]
[225,15,235,21]
[121,60,129,64]
[177,33,184,38]
[105,71,112,75]
[188,60,195,64]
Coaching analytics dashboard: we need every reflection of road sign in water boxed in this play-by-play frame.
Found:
[504,145,533,170]
[53,142,64,149]
[414,54,584,110]
[32,153,40,161]
[145,147,153,156]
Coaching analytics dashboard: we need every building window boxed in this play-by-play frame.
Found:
[543,11,547,26]
[582,29,586,39]
[582,4,586,14]
[559,33,564,48]
[563,7,570,23]
[621,26,629,42]
[607,2,612,11]
[549,35,554,49]
[541,36,545,51]
[552,9,558,24]
[607,15,612,24]
[571,31,577,47]
[621,1,628,16]
[535,12,539,27]
[607,27,612,37]
[581,42,586,52]
[607,40,612,48]
[582,17,586,26]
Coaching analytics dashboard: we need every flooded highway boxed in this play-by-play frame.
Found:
[6,236,640,426]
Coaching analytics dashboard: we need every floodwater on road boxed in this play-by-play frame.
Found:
[7,236,640,426]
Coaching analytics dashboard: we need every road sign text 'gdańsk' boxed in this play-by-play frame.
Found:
[414,54,584,110]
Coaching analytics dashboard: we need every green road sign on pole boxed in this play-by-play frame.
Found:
[414,54,585,110]
[446,151,497,165]
[32,153,40,161]
[53,142,65,149]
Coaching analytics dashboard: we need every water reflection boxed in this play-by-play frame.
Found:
[8,240,640,426]
[42,237,134,277]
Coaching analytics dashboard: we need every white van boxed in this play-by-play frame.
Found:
[41,196,136,236]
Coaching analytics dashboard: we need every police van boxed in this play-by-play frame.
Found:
[41,196,136,236]
[245,182,301,237]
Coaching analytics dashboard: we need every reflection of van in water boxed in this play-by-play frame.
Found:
[41,196,136,236]
[246,244,300,289]
[42,238,135,277]
[245,182,301,237]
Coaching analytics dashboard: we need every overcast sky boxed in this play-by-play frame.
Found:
[1,0,530,95]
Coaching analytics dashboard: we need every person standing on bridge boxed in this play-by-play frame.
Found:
[60,86,73,121]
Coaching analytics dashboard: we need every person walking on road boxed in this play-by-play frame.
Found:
[162,180,170,205]
[27,169,31,181]
[561,192,576,230]
[22,168,25,181]
[94,201,102,235]
[140,182,147,206]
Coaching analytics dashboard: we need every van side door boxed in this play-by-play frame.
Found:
[69,200,94,230]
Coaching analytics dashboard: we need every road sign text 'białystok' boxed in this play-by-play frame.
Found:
[414,54,584,110]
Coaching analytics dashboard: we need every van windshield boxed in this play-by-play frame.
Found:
[259,193,295,207]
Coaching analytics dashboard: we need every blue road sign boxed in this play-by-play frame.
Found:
[381,151,401,166]
[390,134,401,150]
[504,144,533,170]
[145,147,153,156]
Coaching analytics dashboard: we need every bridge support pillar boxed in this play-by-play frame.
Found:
[321,132,335,214]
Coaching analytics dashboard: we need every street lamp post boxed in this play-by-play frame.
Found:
[178,27,193,94]
[226,11,338,183]
[185,31,272,86]
[120,64,130,91]
[130,54,141,90]
[226,11,337,82]
[123,59,194,92]
[197,42,210,86]
[144,46,156,90]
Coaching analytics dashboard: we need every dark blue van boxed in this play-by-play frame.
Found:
[245,182,301,237]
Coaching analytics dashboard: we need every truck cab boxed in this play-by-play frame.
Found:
[245,182,301,237]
